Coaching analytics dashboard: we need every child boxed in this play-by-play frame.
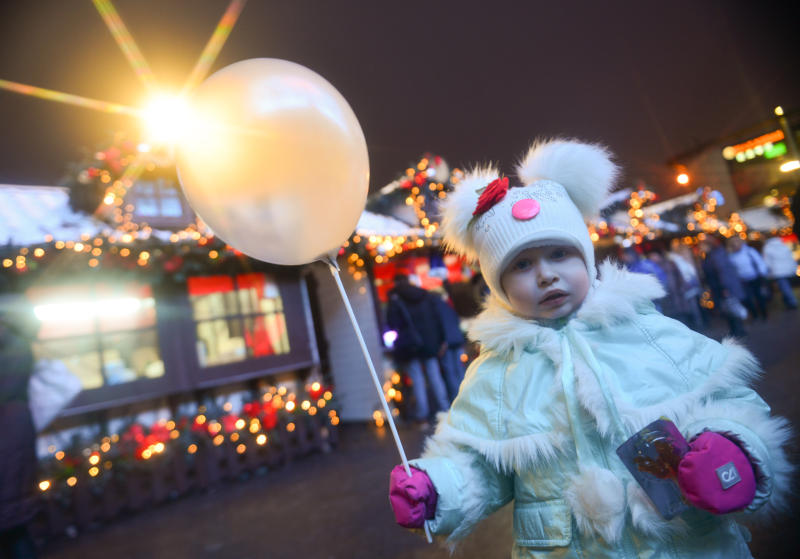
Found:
[388,139,793,558]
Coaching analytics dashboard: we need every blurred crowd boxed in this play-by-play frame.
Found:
[620,235,797,338]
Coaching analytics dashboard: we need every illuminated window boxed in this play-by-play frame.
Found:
[26,283,164,390]
[188,273,290,367]
[130,178,192,226]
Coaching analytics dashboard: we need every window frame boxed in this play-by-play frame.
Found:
[128,177,195,229]
[48,268,317,416]
[183,270,316,388]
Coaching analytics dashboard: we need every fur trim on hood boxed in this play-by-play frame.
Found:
[467,260,665,360]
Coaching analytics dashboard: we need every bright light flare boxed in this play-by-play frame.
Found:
[34,297,151,322]
[780,160,799,173]
[676,173,690,185]
[141,94,194,143]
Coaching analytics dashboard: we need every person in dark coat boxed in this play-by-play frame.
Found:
[432,294,466,402]
[699,236,747,337]
[648,250,690,320]
[0,293,38,559]
[386,274,449,423]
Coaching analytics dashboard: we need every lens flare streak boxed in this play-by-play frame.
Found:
[0,78,140,117]
[92,0,158,91]
[182,0,248,95]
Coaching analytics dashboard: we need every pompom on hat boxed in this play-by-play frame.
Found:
[439,139,619,308]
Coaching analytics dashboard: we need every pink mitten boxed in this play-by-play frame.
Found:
[389,465,437,528]
[677,431,756,514]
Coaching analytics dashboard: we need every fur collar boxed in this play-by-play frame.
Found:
[468,260,665,360]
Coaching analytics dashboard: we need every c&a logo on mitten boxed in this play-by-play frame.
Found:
[715,462,742,490]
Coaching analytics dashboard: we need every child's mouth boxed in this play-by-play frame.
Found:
[539,291,568,306]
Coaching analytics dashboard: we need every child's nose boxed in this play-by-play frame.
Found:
[536,264,557,286]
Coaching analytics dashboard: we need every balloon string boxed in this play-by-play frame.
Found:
[324,256,433,544]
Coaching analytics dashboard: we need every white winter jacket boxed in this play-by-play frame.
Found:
[411,262,792,558]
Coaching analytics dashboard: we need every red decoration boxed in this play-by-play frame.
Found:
[163,255,183,273]
[308,384,324,400]
[261,407,279,430]
[473,177,509,216]
[243,402,260,418]
[191,416,208,434]
[122,423,146,444]
[221,414,240,434]
[150,423,171,443]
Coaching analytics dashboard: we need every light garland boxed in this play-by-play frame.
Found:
[37,382,338,493]
[340,154,461,278]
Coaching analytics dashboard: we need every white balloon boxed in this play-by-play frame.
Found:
[176,58,369,265]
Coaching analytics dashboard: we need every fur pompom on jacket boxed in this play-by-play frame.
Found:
[410,261,792,559]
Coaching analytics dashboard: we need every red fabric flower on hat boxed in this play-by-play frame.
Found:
[473,177,509,216]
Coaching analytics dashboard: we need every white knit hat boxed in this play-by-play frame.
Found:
[439,139,618,308]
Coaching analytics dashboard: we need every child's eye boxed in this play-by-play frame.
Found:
[550,248,568,259]
[513,259,531,271]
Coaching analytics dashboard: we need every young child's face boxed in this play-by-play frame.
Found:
[499,244,590,320]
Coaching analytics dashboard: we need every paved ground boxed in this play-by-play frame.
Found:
[39,305,799,559]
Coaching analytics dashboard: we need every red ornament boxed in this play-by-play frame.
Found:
[261,407,279,430]
[221,414,240,433]
[163,255,184,273]
[243,402,260,418]
[150,423,171,443]
[473,177,509,216]
[191,416,208,434]
[122,423,146,444]
[308,383,324,400]
[400,179,413,189]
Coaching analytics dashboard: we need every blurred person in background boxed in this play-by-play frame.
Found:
[620,246,668,312]
[727,236,770,320]
[647,250,690,321]
[699,235,748,337]
[667,239,706,330]
[386,274,449,427]
[431,293,466,402]
[762,236,798,310]
[0,289,38,559]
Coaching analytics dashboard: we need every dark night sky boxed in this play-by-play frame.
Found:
[0,0,798,199]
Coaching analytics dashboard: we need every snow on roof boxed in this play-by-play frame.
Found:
[355,210,426,237]
[0,184,108,246]
[1,185,428,248]
[738,205,792,232]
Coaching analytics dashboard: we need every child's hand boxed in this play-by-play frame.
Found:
[389,465,437,528]
[677,431,756,514]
